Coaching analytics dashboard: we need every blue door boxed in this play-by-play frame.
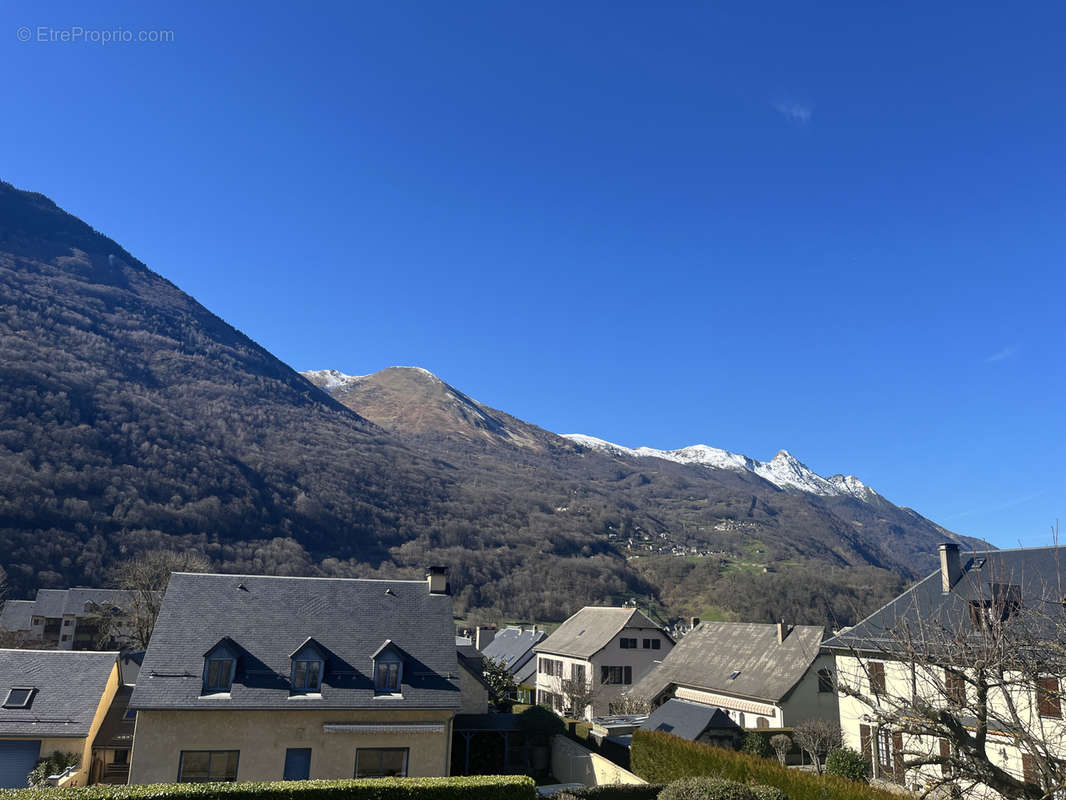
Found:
[0,740,41,788]
[283,748,311,781]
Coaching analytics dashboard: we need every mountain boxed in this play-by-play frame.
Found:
[0,181,980,628]
[304,365,984,624]
[561,436,881,502]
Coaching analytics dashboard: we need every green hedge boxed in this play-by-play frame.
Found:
[3,776,536,800]
[557,784,665,800]
[631,730,900,800]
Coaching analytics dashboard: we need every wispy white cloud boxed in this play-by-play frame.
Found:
[985,346,1017,363]
[774,100,813,126]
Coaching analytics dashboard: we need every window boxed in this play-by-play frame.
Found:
[619,637,637,649]
[945,669,966,706]
[355,748,408,778]
[869,662,886,696]
[63,619,72,627]
[124,707,137,721]
[61,634,70,641]
[539,658,563,678]
[572,664,586,686]
[817,668,834,693]
[652,639,661,649]
[1037,676,1061,718]
[205,658,234,692]
[292,660,322,692]
[2,687,35,709]
[600,665,632,685]
[642,638,651,649]
[875,729,894,773]
[31,617,43,626]
[374,655,401,693]
[178,750,239,782]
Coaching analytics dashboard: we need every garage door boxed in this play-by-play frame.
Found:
[0,740,41,788]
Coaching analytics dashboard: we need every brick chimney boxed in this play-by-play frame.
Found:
[939,542,961,593]
[426,566,449,595]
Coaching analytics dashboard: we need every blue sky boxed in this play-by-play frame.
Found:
[3,1,1063,547]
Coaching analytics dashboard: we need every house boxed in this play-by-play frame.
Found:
[628,621,837,729]
[128,569,461,784]
[533,607,674,719]
[639,698,742,749]
[0,589,141,651]
[0,649,122,787]
[823,543,1066,796]
[480,627,546,704]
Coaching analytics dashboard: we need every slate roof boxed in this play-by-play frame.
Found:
[823,546,1066,656]
[481,627,546,681]
[457,645,492,691]
[534,607,667,659]
[0,600,34,631]
[0,649,118,737]
[640,698,741,740]
[630,622,823,703]
[130,573,460,711]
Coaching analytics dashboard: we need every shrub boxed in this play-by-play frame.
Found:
[660,777,757,800]
[749,787,788,800]
[562,785,664,800]
[2,775,537,800]
[28,751,80,786]
[740,733,773,759]
[631,729,899,800]
[519,704,566,736]
[824,748,869,782]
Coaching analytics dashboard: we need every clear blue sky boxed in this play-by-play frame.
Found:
[3,1,1063,547]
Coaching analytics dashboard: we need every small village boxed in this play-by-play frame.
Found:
[0,542,1061,800]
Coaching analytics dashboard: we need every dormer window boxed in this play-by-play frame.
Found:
[370,640,404,695]
[202,639,239,695]
[3,687,35,709]
[289,638,326,694]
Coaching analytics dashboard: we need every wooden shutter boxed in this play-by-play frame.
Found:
[624,665,632,684]
[1037,676,1061,718]
[945,668,966,706]
[892,731,905,783]
[1022,754,1038,787]
[860,724,872,772]
[600,666,609,685]
[870,661,886,695]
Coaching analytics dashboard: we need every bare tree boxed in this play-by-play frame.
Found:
[770,733,792,766]
[793,719,841,774]
[560,676,599,720]
[113,549,210,649]
[833,547,1066,799]
[612,692,652,715]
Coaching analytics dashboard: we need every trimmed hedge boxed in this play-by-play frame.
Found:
[660,778,756,800]
[558,785,665,800]
[2,776,536,800]
[631,730,900,800]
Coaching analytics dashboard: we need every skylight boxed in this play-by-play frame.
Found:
[729,670,741,680]
[3,687,36,709]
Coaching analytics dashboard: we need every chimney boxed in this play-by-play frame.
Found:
[690,616,701,630]
[777,620,792,644]
[939,542,961,593]
[475,625,496,650]
[426,566,449,595]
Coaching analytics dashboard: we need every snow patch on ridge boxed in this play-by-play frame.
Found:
[301,368,368,390]
[563,435,879,501]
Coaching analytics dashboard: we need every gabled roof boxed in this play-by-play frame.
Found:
[630,622,823,703]
[457,645,492,691]
[0,600,34,631]
[481,627,546,677]
[640,698,741,740]
[131,573,460,711]
[0,649,118,737]
[534,607,667,659]
[823,546,1066,656]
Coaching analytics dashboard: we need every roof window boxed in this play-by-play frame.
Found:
[2,687,36,709]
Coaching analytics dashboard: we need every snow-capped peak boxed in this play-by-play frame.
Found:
[562,434,879,501]
[301,368,368,390]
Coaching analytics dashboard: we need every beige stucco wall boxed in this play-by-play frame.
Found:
[129,708,455,785]
[778,654,839,727]
[550,735,645,786]
[538,626,672,718]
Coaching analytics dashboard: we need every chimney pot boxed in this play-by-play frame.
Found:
[939,542,961,593]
